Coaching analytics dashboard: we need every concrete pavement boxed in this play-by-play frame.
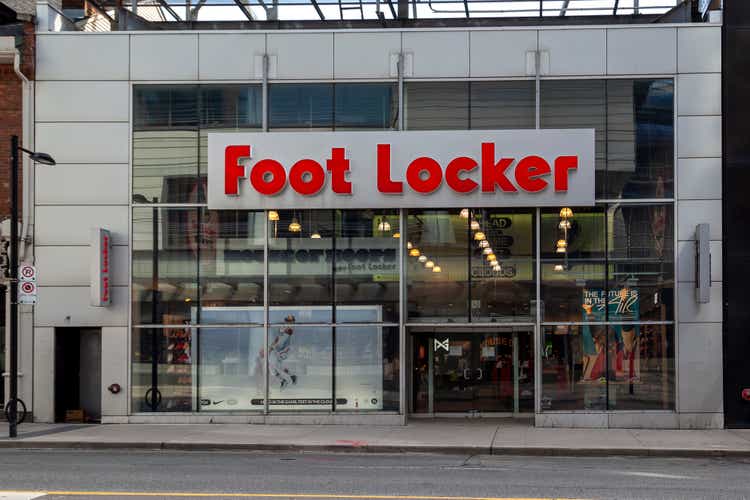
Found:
[2,419,750,457]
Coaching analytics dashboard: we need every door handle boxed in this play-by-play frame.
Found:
[463,369,471,380]
[476,368,483,380]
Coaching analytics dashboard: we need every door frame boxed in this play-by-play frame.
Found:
[407,325,535,418]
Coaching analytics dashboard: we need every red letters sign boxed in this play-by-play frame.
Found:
[208,130,595,209]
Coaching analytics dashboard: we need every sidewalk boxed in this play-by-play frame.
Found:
[2,419,750,458]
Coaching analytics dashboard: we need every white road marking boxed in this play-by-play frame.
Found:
[0,492,45,500]
[616,471,693,480]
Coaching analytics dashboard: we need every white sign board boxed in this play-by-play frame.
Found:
[207,129,595,210]
[90,228,112,307]
[18,263,37,304]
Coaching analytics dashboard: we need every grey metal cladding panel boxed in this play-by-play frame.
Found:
[37,34,129,81]
[539,29,606,76]
[131,34,199,80]
[678,26,721,74]
[267,33,333,79]
[334,31,401,79]
[607,27,676,75]
[36,81,130,122]
[470,30,537,78]
[199,33,265,80]
[403,31,469,78]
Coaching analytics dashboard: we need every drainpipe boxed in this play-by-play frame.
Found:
[13,49,34,263]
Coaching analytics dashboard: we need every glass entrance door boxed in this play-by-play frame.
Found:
[412,329,534,415]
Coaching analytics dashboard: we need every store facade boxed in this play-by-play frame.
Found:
[27,22,724,428]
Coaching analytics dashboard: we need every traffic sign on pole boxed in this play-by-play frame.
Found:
[18,262,37,304]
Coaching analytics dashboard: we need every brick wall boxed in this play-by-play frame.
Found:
[0,21,34,220]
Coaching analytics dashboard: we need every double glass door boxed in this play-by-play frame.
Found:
[412,329,534,415]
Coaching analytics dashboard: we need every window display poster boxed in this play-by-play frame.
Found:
[581,288,641,382]
[196,306,383,411]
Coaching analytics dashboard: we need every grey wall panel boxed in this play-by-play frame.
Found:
[678,26,721,74]
[678,240,722,283]
[32,327,55,423]
[677,157,722,200]
[199,33,265,80]
[539,29,606,76]
[678,323,723,412]
[607,27,676,75]
[677,116,722,158]
[36,245,129,287]
[36,205,128,246]
[37,34,129,81]
[34,286,129,327]
[403,31,469,78]
[131,34,199,81]
[36,82,130,122]
[334,32,401,79]
[470,30,537,77]
[36,164,129,206]
[267,33,333,79]
[678,282,722,323]
[677,74,721,117]
[35,122,129,164]
[677,200,722,241]
[101,327,129,416]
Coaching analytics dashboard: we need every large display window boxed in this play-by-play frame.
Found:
[131,79,675,415]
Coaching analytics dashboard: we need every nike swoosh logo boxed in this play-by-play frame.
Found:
[212,400,224,405]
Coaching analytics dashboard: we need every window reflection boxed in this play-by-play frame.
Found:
[407,210,469,321]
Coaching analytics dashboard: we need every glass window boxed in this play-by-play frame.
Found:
[201,85,262,129]
[198,327,264,411]
[608,203,674,322]
[269,210,334,323]
[334,83,398,130]
[335,326,399,411]
[541,324,675,411]
[335,210,400,323]
[132,207,200,325]
[405,82,469,130]
[269,84,334,129]
[131,327,196,413]
[470,81,535,130]
[607,323,675,410]
[199,210,265,314]
[469,209,535,322]
[541,78,674,200]
[134,85,198,130]
[608,79,674,199]
[407,209,469,322]
[541,207,607,323]
[267,324,332,410]
[541,79,606,198]
[132,130,200,204]
[541,324,608,411]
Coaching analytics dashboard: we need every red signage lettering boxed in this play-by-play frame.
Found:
[224,143,579,197]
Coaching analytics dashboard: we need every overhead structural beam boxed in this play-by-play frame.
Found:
[190,0,207,19]
[462,0,469,17]
[156,0,181,21]
[233,0,254,20]
[311,0,325,19]
[559,0,569,16]
[85,0,115,22]
[613,0,619,15]
[385,0,396,18]
[397,0,408,19]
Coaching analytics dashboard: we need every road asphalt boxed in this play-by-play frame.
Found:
[1,449,750,500]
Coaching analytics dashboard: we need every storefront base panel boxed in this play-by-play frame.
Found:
[535,412,722,429]
[108,413,406,425]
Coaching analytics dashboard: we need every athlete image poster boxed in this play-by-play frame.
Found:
[195,305,384,411]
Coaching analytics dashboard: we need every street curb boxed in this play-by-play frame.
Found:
[0,440,749,458]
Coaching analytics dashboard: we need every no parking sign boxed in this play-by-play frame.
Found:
[18,263,37,305]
